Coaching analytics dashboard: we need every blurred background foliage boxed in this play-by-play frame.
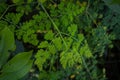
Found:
[0,0,120,80]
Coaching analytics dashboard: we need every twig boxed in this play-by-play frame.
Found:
[1,17,20,28]
[80,55,93,80]
[0,4,16,20]
[0,1,39,20]
[85,0,98,27]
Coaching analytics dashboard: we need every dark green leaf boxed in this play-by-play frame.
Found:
[0,27,16,68]
[0,60,33,80]
[111,0,120,4]
[1,51,32,73]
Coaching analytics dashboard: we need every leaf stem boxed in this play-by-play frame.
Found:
[39,3,67,49]
[0,4,15,20]
[75,48,93,80]
[80,55,93,80]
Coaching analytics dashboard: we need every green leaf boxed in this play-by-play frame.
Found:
[12,0,19,3]
[5,13,23,25]
[61,16,69,27]
[80,44,92,58]
[75,34,84,50]
[27,0,32,3]
[44,31,54,40]
[38,41,48,48]
[111,0,120,4]
[1,51,32,73]
[48,45,56,54]
[0,27,16,68]
[35,49,50,71]
[60,51,78,69]
[68,24,77,36]
[38,0,46,3]
[12,0,23,3]
[39,71,49,79]
[52,37,62,51]
[0,60,33,80]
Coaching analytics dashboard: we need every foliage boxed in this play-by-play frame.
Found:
[0,27,33,80]
[0,0,120,80]
[0,27,16,68]
[0,51,33,80]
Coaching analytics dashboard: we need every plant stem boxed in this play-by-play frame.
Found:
[0,4,15,20]
[40,3,67,49]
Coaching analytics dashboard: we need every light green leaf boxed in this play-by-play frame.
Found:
[44,31,54,40]
[38,0,46,3]
[68,24,77,36]
[35,49,50,71]
[38,41,48,48]
[27,0,32,3]
[12,0,24,3]
[12,0,20,3]
[52,37,62,51]
[60,51,75,69]
[48,45,56,54]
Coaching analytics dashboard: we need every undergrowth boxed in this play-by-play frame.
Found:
[0,0,120,80]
